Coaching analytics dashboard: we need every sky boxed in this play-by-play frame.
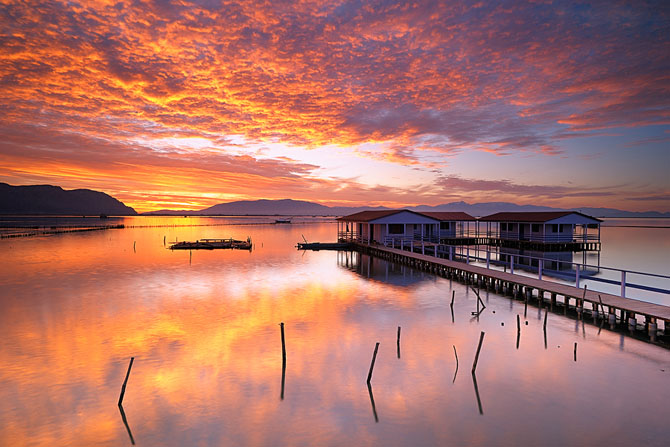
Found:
[0,0,669,213]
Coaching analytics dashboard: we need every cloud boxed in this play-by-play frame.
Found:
[0,0,668,209]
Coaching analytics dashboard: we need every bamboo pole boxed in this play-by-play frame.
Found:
[452,345,459,383]
[397,326,401,359]
[367,342,380,384]
[471,331,485,373]
[118,357,134,406]
[280,322,286,365]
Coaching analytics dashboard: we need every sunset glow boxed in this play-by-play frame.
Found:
[1,1,668,212]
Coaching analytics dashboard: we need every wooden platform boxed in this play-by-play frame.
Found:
[170,238,252,250]
[356,243,670,327]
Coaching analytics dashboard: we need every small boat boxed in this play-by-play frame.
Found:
[275,219,291,224]
[170,237,252,250]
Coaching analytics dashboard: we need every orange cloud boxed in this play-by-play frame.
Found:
[0,0,668,210]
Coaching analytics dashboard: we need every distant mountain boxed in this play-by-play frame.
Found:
[413,201,670,218]
[199,198,333,215]
[141,198,669,218]
[412,201,559,217]
[0,183,137,215]
[143,199,390,216]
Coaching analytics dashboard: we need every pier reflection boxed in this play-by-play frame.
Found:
[337,251,434,286]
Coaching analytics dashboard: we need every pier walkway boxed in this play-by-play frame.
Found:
[356,243,670,332]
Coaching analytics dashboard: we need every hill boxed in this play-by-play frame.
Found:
[143,198,669,218]
[0,183,137,215]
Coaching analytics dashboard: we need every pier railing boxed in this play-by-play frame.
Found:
[372,239,669,301]
[438,245,670,299]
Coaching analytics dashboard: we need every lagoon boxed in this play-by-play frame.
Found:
[0,217,668,446]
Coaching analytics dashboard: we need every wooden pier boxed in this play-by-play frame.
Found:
[356,243,670,334]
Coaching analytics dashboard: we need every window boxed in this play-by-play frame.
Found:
[532,224,540,232]
[440,222,450,230]
[501,223,507,231]
[388,224,404,234]
[552,224,558,232]
[559,224,565,232]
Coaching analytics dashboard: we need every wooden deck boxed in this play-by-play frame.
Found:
[356,243,670,327]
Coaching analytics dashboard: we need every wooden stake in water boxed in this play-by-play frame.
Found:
[367,342,380,384]
[118,357,134,406]
[397,326,401,359]
[280,322,286,365]
[452,345,459,383]
[471,331,485,374]
[451,290,455,307]
[133,241,136,253]
[517,314,521,334]
[163,235,166,246]
[574,342,577,362]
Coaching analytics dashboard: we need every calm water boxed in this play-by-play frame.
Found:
[1,218,669,446]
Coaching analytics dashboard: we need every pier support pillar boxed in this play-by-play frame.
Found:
[550,293,557,309]
[609,308,617,326]
[646,316,657,335]
[628,312,636,329]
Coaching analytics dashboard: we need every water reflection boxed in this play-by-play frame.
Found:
[118,405,136,445]
[471,373,484,415]
[338,251,434,287]
[0,220,668,446]
[367,383,379,423]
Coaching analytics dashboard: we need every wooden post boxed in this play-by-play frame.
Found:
[397,326,401,359]
[517,314,521,334]
[280,322,286,365]
[451,290,455,307]
[471,331,485,373]
[367,342,380,384]
[574,342,577,362]
[118,357,134,406]
[452,345,459,383]
[543,308,548,331]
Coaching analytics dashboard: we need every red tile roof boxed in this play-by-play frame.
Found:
[336,209,409,222]
[479,211,602,222]
[338,209,476,222]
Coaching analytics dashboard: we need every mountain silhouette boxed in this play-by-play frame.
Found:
[0,183,137,215]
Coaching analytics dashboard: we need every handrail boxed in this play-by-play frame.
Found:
[456,249,670,297]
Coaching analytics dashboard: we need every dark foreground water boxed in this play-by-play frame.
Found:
[0,218,669,446]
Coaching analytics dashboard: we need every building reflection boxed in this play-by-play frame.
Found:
[336,251,434,287]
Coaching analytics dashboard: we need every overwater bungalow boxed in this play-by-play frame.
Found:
[479,211,602,251]
[337,210,476,246]
[419,212,477,242]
